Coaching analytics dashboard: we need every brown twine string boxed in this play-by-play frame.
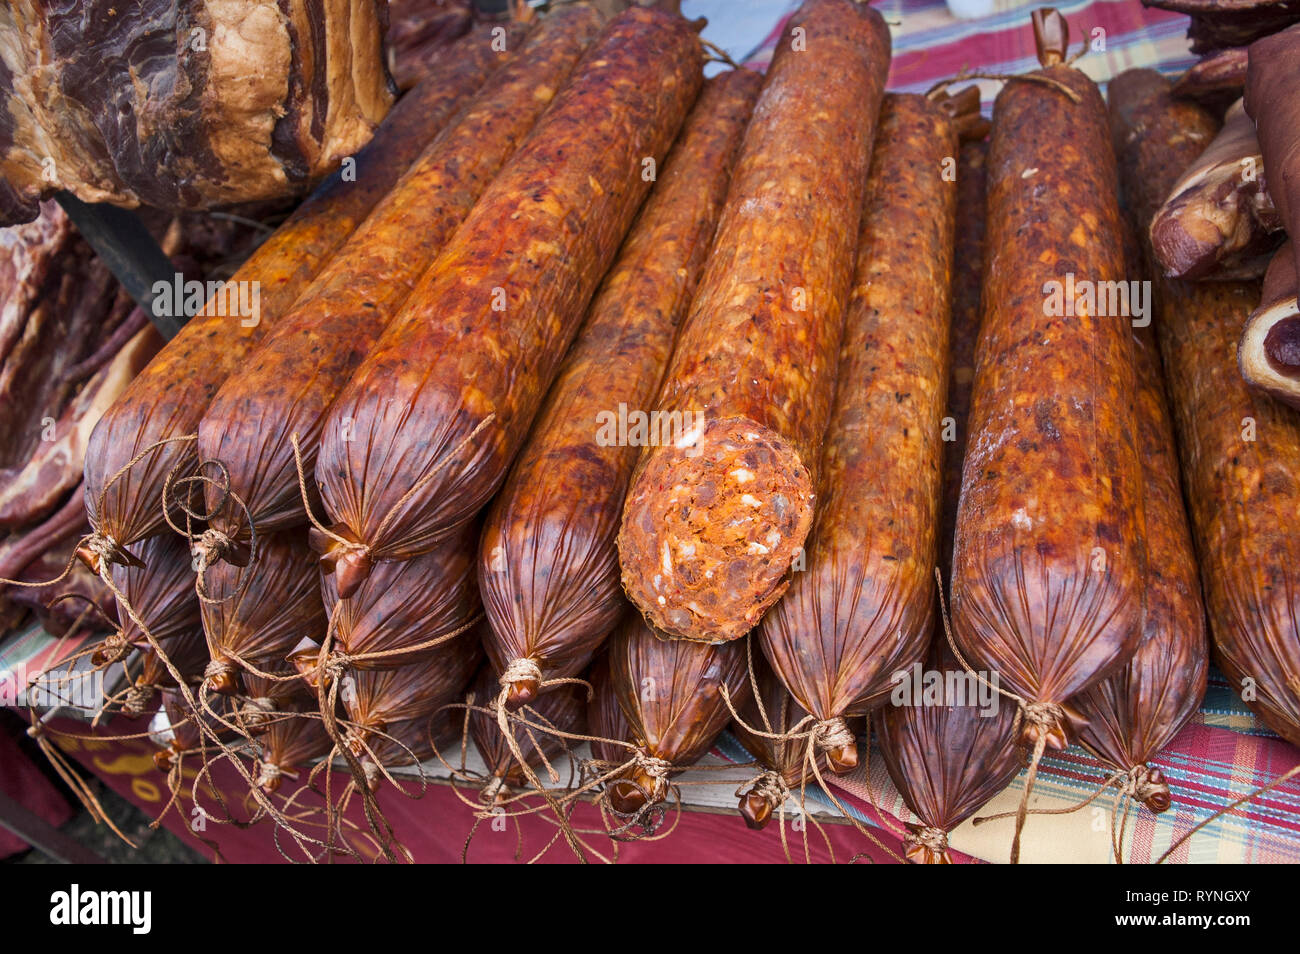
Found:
[0,540,85,590]
[187,687,325,858]
[425,695,619,863]
[699,37,741,70]
[975,769,1123,825]
[734,640,840,864]
[270,768,345,863]
[9,604,125,719]
[784,779,839,865]
[94,559,330,856]
[80,432,203,570]
[974,765,1141,862]
[492,686,590,862]
[45,591,116,629]
[341,718,432,802]
[17,621,207,852]
[308,606,406,863]
[162,731,248,863]
[858,734,909,840]
[281,755,371,862]
[1156,763,1300,864]
[122,683,155,717]
[925,70,1081,105]
[149,747,229,863]
[904,825,949,861]
[202,610,484,691]
[527,794,618,863]
[737,770,788,813]
[160,461,259,607]
[25,717,139,848]
[450,698,669,844]
[717,679,904,863]
[439,691,754,853]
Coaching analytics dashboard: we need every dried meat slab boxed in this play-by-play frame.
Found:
[0,0,395,225]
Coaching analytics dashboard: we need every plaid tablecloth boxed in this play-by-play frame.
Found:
[691,0,1199,91]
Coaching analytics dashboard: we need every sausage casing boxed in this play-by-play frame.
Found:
[83,28,517,556]
[758,94,956,749]
[950,65,1146,748]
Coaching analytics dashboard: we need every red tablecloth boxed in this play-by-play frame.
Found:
[0,719,73,859]
[46,718,962,864]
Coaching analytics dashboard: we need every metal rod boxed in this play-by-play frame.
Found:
[0,790,108,864]
[54,192,188,341]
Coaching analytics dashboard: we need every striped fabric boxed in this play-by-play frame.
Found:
[716,0,1198,97]
[712,667,1300,863]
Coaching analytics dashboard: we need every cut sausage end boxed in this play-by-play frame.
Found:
[739,791,774,830]
[1031,8,1070,67]
[347,722,386,759]
[606,779,647,816]
[607,770,669,817]
[152,749,175,774]
[310,524,375,600]
[287,638,325,690]
[205,668,240,697]
[904,842,956,868]
[618,415,815,642]
[334,552,374,601]
[825,743,859,775]
[1145,789,1173,814]
[1240,295,1300,408]
[1023,717,1071,750]
[503,679,540,710]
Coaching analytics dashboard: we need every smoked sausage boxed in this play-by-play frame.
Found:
[200,531,326,696]
[950,11,1146,751]
[605,614,750,814]
[757,93,955,770]
[939,137,989,571]
[618,0,892,642]
[1109,68,1300,749]
[196,8,602,551]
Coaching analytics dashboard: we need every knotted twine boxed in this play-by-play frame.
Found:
[160,457,259,607]
[903,824,950,863]
[1155,762,1300,864]
[3,435,334,858]
[718,636,906,864]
